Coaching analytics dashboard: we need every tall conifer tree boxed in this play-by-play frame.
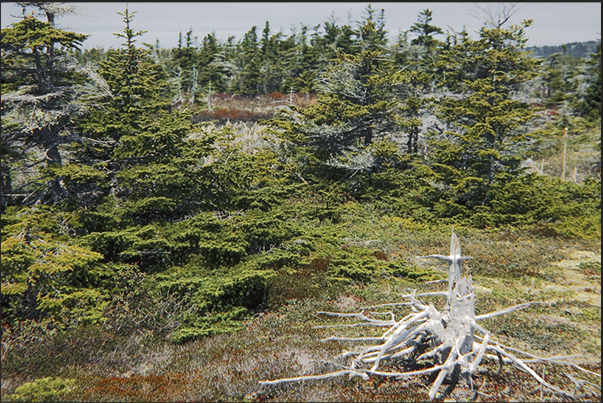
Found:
[429,19,540,207]
[1,8,88,208]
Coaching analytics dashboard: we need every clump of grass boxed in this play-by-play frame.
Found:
[266,267,344,308]
[579,260,601,275]
[480,311,590,354]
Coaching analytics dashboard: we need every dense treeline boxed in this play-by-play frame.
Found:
[1,2,600,344]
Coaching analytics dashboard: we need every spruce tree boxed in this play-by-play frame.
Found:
[577,41,601,122]
[197,32,226,94]
[267,7,413,183]
[429,19,541,207]
[408,9,444,50]
[172,28,199,104]
[1,205,109,325]
[230,26,262,95]
[1,9,91,209]
[72,5,193,224]
[405,8,445,75]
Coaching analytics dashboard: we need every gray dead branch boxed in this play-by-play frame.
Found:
[259,227,601,400]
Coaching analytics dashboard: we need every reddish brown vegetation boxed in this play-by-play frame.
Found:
[191,92,318,123]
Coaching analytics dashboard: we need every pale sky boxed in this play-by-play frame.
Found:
[1,2,601,49]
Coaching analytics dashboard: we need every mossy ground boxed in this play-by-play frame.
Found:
[1,226,600,402]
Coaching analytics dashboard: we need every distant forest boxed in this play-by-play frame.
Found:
[527,40,600,59]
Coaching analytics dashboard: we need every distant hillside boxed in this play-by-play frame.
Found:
[526,40,600,59]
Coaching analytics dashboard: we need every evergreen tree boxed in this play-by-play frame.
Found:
[405,8,445,74]
[256,21,299,95]
[172,28,199,104]
[429,19,541,207]
[354,5,388,51]
[389,9,445,155]
[258,21,276,93]
[230,26,262,95]
[319,16,356,57]
[268,8,408,181]
[72,5,190,217]
[579,40,601,121]
[536,48,587,118]
[288,24,318,93]
[209,35,239,93]
[1,205,109,325]
[1,10,89,209]
[75,7,168,150]
[409,9,444,49]
[197,32,227,94]
[1,4,114,325]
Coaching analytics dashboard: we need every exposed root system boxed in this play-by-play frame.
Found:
[260,228,601,400]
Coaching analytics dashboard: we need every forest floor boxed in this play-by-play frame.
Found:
[1,230,600,402]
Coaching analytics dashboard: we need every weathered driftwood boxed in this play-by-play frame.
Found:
[259,228,601,400]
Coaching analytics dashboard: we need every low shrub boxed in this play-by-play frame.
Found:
[6,377,76,402]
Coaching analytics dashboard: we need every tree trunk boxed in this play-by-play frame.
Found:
[407,127,419,154]
[363,127,373,145]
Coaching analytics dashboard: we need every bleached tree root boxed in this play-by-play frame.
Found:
[259,228,601,400]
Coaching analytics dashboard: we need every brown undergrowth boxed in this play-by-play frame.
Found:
[191,92,318,124]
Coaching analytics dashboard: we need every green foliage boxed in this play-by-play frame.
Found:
[265,12,412,182]
[426,20,545,210]
[408,9,444,50]
[537,41,601,123]
[488,174,600,238]
[7,377,76,402]
[149,264,274,342]
[170,309,247,343]
[1,16,92,208]
[578,260,601,274]
[1,18,87,89]
[1,206,110,325]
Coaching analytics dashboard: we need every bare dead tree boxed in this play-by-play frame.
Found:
[259,227,600,401]
[468,2,522,29]
[16,2,78,26]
